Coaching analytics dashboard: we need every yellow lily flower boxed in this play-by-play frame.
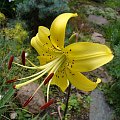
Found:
[13,13,113,102]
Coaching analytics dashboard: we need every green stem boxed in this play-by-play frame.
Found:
[63,83,71,120]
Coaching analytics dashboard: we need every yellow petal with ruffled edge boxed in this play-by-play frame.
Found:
[51,63,69,92]
[50,13,78,50]
[66,68,101,91]
[63,42,113,72]
[31,27,62,65]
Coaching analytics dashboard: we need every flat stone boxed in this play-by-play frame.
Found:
[10,112,17,119]
[90,89,113,120]
[88,15,108,25]
[17,83,45,114]
[91,32,105,44]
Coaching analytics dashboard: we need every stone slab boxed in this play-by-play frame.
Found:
[90,89,113,120]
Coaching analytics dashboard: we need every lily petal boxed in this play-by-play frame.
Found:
[31,36,43,55]
[31,27,61,65]
[66,68,100,91]
[51,63,69,92]
[64,42,114,72]
[50,13,78,50]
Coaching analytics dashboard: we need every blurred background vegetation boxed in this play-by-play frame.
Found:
[0,0,120,119]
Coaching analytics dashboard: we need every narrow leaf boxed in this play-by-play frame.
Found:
[0,88,15,107]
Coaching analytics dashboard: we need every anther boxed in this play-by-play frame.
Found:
[13,85,16,89]
[6,78,17,83]
[8,55,14,70]
[23,96,34,107]
[21,51,25,65]
[44,73,54,85]
[40,99,55,110]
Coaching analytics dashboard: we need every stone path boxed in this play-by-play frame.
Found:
[89,89,113,120]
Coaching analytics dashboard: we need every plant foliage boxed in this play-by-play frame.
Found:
[102,20,120,116]
[16,0,70,35]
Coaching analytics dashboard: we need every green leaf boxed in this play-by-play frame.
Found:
[0,88,15,107]
[0,106,7,116]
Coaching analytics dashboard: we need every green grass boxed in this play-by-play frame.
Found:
[104,0,120,9]
[101,20,120,117]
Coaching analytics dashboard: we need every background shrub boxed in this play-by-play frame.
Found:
[16,0,70,35]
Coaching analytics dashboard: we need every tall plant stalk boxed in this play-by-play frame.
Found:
[63,83,71,120]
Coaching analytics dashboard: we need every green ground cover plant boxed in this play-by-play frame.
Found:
[101,21,120,118]
[104,0,120,9]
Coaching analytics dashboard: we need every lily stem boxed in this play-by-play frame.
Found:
[63,83,71,120]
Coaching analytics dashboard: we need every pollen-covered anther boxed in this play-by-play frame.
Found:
[6,78,17,84]
[44,73,54,85]
[40,99,55,110]
[23,96,34,107]
[13,85,16,89]
[8,55,14,70]
[21,51,25,65]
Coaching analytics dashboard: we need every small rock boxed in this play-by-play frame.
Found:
[91,32,105,44]
[10,112,17,119]
[0,94,3,100]
[88,15,108,25]
[17,83,45,114]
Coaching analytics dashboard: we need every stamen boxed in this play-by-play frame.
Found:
[26,58,37,67]
[6,78,17,83]
[13,62,39,69]
[40,99,55,110]
[8,55,14,70]
[23,79,46,107]
[18,70,44,81]
[23,96,34,107]
[15,68,49,89]
[13,85,16,89]
[13,55,62,70]
[46,55,65,102]
[14,56,62,89]
[21,51,25,65]
[47,80,51,102]
[44,73,54,85]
